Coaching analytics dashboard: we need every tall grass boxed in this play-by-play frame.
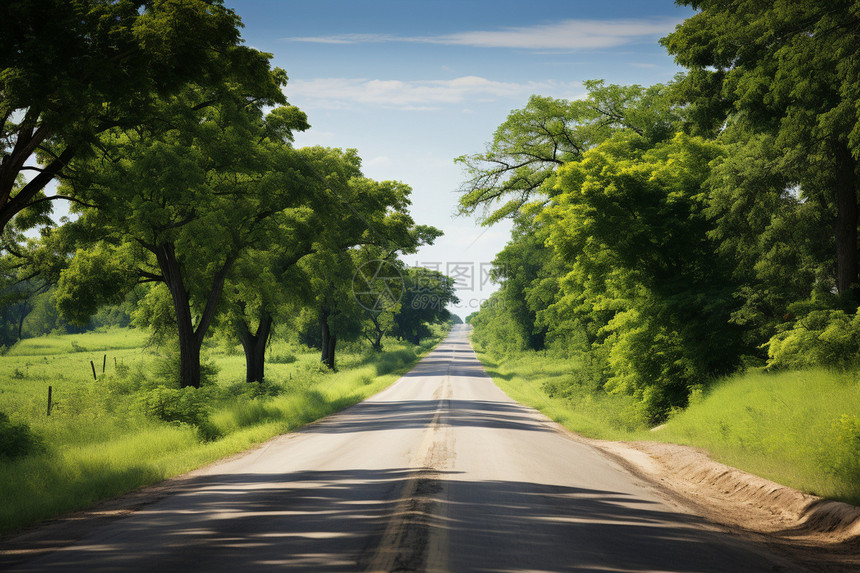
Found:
[476,350,646,440]
[651,369,860,504]
[474,347,860,505]
[0,326,447,533]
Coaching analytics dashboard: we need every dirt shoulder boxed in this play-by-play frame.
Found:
[570,432,860,571]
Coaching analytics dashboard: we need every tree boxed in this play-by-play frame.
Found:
[0,205,79,344]
[542,132,741,421]
[488,216,553,351]
[220,147,439,379]
[55,84,306,388]
[457,81,681,224]
[214,145,340,384]
[705,130,834,351]
[299,248,363,370]
[662,1,860,303]
[292,172,442,369]
[393,267,458,345]
[0,0,284,234]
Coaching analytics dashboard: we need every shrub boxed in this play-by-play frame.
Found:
[268,352,297,364]
[767,310,860,370]
[0,412,44,459]
[135,386,214,431]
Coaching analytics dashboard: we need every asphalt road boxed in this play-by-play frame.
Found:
[9,325,804,572]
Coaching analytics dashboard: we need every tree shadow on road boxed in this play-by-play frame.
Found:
[5,467,797,573]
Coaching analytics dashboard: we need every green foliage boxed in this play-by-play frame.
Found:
[540,133,740,421]
[0,412,43,459]
[0,0,285,233]
[663,0,860,302]
[393,267,458,345]
[136,386,210,427]
[461,81,744,423]
[767,310,860,370]
[457,81,683,224]
[55,243,137,326]
[135,385,220,441]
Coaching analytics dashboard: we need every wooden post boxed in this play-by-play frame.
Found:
[90,361,97,381]
[114,357,117,367]
[102,354,106,373]
[47,386,52,416]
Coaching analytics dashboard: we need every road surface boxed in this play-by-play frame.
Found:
[8,325,803,572]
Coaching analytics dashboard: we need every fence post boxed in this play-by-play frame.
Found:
[103,354,106,373]
[90,361,97,381]
[47,386,52,416]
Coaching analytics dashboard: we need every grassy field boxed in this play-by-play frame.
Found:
[474,346,860,505]
[0,326,448,534]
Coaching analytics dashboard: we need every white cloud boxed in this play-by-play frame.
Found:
[285,18,681,50]
[365,155,392,168]
[287,76,582,110]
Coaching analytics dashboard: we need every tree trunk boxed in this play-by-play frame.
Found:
[320,308,331,366]
[834,145,859,305]
[177,327,202,389]
[326,335,337,370]
[154,242,235,388]
[319,308,337,370]
[16,302,29,341]
[237,310,273,383]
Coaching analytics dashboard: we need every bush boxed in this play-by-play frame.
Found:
[268,352,297,364]
[0,412,43,459]
[767,310,860,370]
[135,386,217,440]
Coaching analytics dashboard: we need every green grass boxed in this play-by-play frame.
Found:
[475,350,646,440]
[0,326,447,534]
[474,345,860,505]
[651,368,860,505]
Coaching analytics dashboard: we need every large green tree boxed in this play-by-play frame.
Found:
[0,0,281,234]
[296,173,441,370]
[56,83,306,388]
[662,0,860,303]
[457,81,681,224]
[541,133,740,420]
[220,147,362,382]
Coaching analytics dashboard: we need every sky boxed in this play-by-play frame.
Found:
[225,0,696,319]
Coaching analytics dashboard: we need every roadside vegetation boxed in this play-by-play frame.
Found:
[0,324,448,534]
[463,2,860,507]
[0,1,458,534]
[472,345,860,505]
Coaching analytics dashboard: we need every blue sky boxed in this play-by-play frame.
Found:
[226,0,695,318]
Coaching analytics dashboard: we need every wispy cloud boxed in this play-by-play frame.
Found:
[287,76,583,110]
[285,18,680,50]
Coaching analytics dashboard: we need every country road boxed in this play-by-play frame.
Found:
[5,325,805,572]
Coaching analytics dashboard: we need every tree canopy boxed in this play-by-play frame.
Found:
[0,0,284,234]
